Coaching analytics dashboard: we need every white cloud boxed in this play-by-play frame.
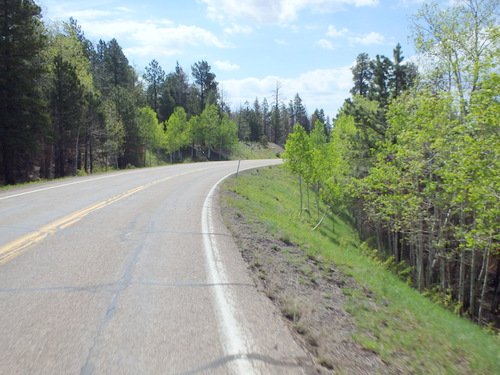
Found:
[221,66,353,118]
[317,39,334,50]
[201,0,379,25]
[352,0,379,5]
[326,25,349,38]
[349,31,386,45]
[214,60,240,71]
[43,5,226,59]
[223,24,253,35]
[275,39,289,45]
[66,9,113,19]
[73,17,226,57]
[397,0,424,7]
[115,7,133,13]
[324,25,386,46]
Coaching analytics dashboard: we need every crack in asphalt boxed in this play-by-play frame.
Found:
[174,353,316,375]
[80,213,144,375]
[0,281,255,294]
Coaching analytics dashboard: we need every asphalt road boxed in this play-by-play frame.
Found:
[0,160,314,374]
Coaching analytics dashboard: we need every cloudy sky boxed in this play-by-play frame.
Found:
[39,0,430,119]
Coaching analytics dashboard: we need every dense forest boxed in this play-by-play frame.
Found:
[284,0,499,325]
[0,0,324,186]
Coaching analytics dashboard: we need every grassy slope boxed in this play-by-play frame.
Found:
[230,142,283,160]
[221,165,500,375]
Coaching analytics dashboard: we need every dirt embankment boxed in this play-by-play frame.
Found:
[220,189,395,374]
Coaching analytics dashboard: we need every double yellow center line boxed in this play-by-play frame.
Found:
[0,167,212,265]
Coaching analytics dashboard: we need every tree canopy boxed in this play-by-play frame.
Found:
[284,0,500,325]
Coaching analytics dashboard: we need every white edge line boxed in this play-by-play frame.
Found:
[1,161,281,201]
[201,167,258,375]
[0,170,145,201]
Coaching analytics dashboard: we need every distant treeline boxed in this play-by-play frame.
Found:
[0,0,328,186]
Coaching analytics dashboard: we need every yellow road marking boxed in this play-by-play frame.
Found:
[0,166,216,265]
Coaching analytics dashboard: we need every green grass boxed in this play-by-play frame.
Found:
[230,141,282,160]
[0,175,74,191]
[221,165,500,375]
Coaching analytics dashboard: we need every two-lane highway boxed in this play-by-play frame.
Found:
[0,160,314,374]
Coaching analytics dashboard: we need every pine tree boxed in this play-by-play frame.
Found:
[105,38,134,89]
[391,43,418,99]
[0,0,48,184]
[191,60,218,112]
[350,53,372,97]
[252,97,263,142]
[143,59,165,115]
[261,98,271,141]
[51,55,84,178]
[369,55,393,107]
[294,94,310,132]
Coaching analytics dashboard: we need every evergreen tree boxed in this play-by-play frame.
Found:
[68,18,95,62]
[369,54,393,107]
[110,85,142,168]
[171,62,190,111]
[97,100,124,170]
[0,0,48,184]
[261,98,271,141]
[96,38,143,168]
[51,55,84,178]
[191,60,218,112]
[44,21,101,177]
[92,39,108,94]
[252,97,263,141]
[105,38,134,89]
[391,43,418,99]
[311,109,330,139]
[350,53,372,97]
[143,59,165,115]
[290,93,310,132]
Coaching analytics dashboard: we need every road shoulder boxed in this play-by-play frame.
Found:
[218,186,390,374]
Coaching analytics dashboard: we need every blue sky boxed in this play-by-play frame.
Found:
[39,0,431,119]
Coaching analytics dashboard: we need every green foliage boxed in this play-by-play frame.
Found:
[162,105,238,162]
[165,106,188,162]
[191,60,218,111]
[350,52,372,97]
[2,2,257,183]
[0,0,48,184]
[322,115,357,210]
[283,123,310,180]
[411,0,499,115]
[138,106,164,165]
[284,118,356,215]
[97,101,125,169]
[230,142,281,160]
[198,105,238,159]
[222,166,500,374]
[45,22,95,92]
[143,59,165,115]
[217,112,239,155]
[237,101,263,142]
[50,54,85,178]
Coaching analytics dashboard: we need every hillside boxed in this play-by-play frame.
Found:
[220,166,500,374]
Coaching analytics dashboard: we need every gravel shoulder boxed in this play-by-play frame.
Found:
[219,188,392,374]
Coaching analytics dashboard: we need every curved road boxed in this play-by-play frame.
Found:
[0,160,314,374]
